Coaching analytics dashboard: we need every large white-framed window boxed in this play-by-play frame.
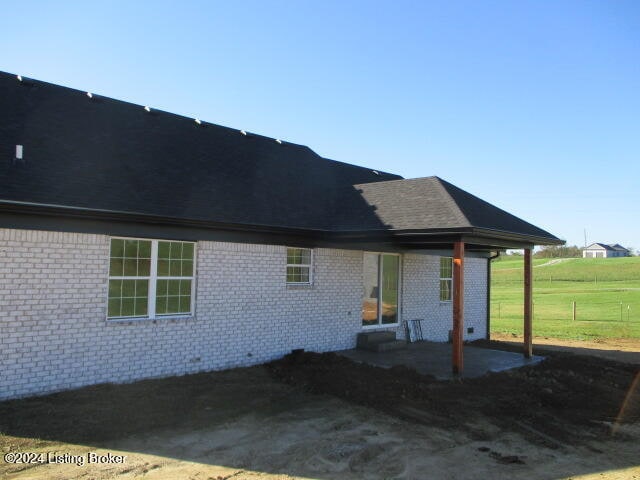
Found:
[286,247,313,284]
[439,256,453,302]
[108,237,196,320]
[362,252,401,327]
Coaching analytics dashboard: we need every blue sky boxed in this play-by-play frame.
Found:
[2,1,639,250]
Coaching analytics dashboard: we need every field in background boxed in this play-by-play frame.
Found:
[490,256,640,339]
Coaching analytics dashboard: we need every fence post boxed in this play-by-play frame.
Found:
[620,302,623,322]
[572,301,576,321]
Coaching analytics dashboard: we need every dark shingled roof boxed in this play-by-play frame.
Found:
[352,177,558,240]
[0,71,562,246]
[0,71,399,231]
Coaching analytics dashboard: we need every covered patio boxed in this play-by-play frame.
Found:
[343,176,564,375]
[338,341,545,379]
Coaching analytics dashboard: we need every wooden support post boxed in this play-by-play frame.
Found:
[452,241,465,374]
[524,248,533,358]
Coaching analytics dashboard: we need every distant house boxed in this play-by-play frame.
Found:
[583,243,630,258]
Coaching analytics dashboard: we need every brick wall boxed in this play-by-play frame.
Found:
[399,253,487,342]
[0,229,487,399]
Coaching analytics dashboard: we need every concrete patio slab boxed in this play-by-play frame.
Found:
[337,341,544,379]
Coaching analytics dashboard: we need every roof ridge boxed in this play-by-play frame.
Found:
[0,70,384,166]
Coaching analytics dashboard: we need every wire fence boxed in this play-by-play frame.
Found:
[491,301,637,323]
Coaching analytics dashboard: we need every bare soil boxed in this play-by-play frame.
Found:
[490,333,640,364]
[1,341,639,480]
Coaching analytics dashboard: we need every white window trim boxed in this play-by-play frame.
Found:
[286,247,314,285]
[107,237,197,321]
[439,256,453,303]
[361,252,402,329]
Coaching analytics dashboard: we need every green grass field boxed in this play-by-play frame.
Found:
[491,256,640,339]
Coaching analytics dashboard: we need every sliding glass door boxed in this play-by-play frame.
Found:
[362,253,400,327]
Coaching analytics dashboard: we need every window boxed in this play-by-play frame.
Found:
[362,253,400,327]
[108,238,196,319]
[286,248,313,284]
[440,257,453,302]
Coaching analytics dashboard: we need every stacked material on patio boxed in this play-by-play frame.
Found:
[356,331,407,352]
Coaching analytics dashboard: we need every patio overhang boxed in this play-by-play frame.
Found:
[333,228,561,376]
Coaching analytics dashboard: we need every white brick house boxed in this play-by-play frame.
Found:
[0,72,563,399]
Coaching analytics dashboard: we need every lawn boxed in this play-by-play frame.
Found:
[491,256,640,339]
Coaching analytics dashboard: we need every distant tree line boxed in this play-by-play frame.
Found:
[534,245,583,258]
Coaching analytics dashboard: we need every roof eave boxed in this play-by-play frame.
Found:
[0,200,565,248]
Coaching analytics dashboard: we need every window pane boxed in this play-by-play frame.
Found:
[440,279,452,301]
[110,239,152,279]
[110,239,124,258]
[137,259,151,276]
[182,243,194,260]
[134,297,148,316]
[170,241,182,260]
[362,253,380,326]
[287,247,311,266]
[108,298,121,317]
[286,265,310,283]
[167,296,180,313]
[156,279,168,296]
[108,279,122,298]
[440,257,452,279]
[299,268,310,283]
[108,278,147,318]
[135,279,148,297]
[168,280,180,295]
[381,255,399,324]
[122,279,136,297]
[156,295,167,314]
[169,260,181,276]
[179,279,191,295]
[179,296,191,313]
[138,241,151,258]
[123,258,137,276]
[109,258,124,277]
[182,260,193,277]
[157,259,169,276]
[121,298,135,316]
[124,240,138,258]
[158,241,170,260]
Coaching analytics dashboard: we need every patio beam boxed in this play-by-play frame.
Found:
[524,248,533,358]
[452,241,465,374]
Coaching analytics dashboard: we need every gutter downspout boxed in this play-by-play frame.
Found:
[486,251,501,340]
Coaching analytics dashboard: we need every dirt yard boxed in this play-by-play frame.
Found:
[1,339,639,480]
[490,333,640,364]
